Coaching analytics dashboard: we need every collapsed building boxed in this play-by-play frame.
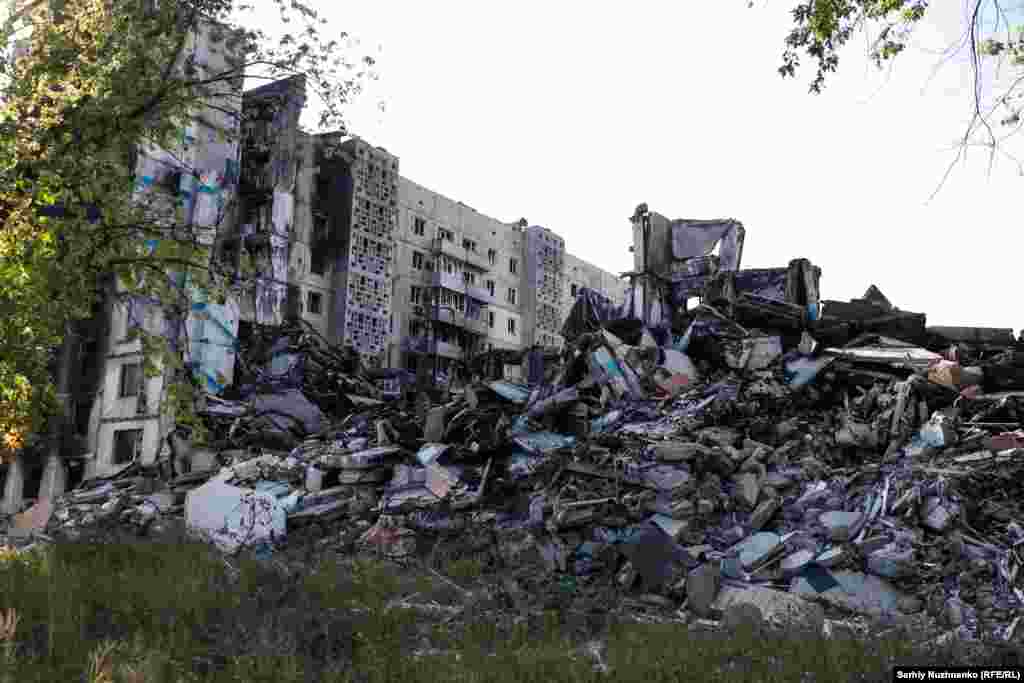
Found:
[5,191,1024,646]
[0,36,627,502]
[5,15,1024,649]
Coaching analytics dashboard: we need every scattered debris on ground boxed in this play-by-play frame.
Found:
[5,220,1024,653]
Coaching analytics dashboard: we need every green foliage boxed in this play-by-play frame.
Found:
[775,0,1024,174]
[0,540,1010,681]
[0,0,375,456]
[778,0,929,93]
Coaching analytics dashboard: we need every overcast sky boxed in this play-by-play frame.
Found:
[245,1,1024,333]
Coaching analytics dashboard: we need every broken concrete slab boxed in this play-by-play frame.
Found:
[724,336,783,371]
[189,448,219,473]
[866,545,915,579]
[791,570,909,618]
[251,389,325,435]
[733,473,760,509]
[811,550,845,577]
[140,492,176,513]
[819,511,864,542]
[780,549,815,579]
[425,406,448,443]
[184,478,287,553]
[713,584,825,634]
[748,498,781,530]
[737,532,786,572]
[687,560,721,617]
[921,496,959,533]
[762,472,794,490]
[651,441,710,462]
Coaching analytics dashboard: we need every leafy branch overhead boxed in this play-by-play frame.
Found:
[0,0,376,457]
[779,0,930,93]
[777,0,1024,183]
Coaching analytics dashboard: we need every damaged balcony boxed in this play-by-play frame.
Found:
[431,236,490,272]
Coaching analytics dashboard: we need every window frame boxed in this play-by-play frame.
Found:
[112,428,143,465]
[118,363,142,398]
[307,290,323,315]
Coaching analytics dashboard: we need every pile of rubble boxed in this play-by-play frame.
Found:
[5,271,1024,646]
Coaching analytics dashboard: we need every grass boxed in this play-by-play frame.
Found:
[0,534,1021,682]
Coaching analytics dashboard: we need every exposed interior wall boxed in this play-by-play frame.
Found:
[241,75,306,328]
[88,17,246,469]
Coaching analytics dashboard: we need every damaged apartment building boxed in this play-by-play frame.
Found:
[228,76,626,383]
[10,62,627,495]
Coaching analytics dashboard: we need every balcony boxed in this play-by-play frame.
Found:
[432,237,490,271]
[434,307,489,336]
[431,273,493,304]
[431,270,466,293]
[466,284,493,303]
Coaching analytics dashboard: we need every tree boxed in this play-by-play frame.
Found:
[0,0,375,460]
[776,0,1024,184]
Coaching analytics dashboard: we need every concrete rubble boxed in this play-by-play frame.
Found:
[4,222,1024,646]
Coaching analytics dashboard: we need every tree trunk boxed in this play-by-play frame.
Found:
[40,321,76,500]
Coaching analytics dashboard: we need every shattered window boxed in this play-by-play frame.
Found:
[112,429,142,465]
[119,363,142,398]
[488,311,495,328]
[507,318,516,336]
[413,217,426,236]
[509,258,518,275]
[306,291,323,315]
[488,248,496,265]
[412,251,424,269]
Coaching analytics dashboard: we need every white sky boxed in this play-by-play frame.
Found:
[242,1,1024,333]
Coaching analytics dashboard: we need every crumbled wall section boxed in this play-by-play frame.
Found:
[340,140,399,364]
[525,226,566,347]
[241,75,306,326]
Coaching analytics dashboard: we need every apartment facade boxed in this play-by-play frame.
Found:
[252,120,628,379]
[85,18,246,479]
[389,190,629,377]
[80,71,626,473]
